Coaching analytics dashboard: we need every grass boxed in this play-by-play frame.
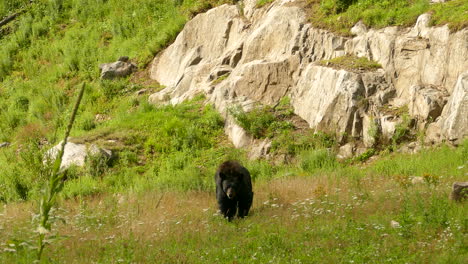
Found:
[317,54,382,72]
[0,142,466,263]
[228,97,295,139]
[256,0,275,8]
[307,0,468,35]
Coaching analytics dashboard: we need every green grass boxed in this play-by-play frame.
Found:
[308,0,468,35]
[318,54,382,72]
[256,0,275,8]
[0,141,466,263]
[228,98,295,139]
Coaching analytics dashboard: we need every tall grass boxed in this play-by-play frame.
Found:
[309,0,467,35]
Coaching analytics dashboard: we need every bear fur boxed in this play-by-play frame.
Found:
[215,160,253,221]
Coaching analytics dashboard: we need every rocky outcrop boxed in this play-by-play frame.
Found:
[426,73,468,144]
[148,0,468,151]
[45,141,112,171]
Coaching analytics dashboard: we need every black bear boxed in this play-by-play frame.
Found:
[215,160,253,221]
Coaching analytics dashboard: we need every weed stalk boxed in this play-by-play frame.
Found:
[36,83,86,261]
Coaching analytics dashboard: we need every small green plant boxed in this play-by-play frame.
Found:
[211,73,229,85]
[256,0,275,8]
[367,116,379,146]
[228,104,276,138]
[228,98,297,139]
[318,55,382,72]
[353,148,376,163]
[392,114,413,146]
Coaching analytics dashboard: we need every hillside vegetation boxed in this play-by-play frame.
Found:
[306,0,468,35]
[0,0,467,262]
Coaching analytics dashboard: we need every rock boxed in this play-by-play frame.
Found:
[409,85,448,122]
[337,143,355,160]
[379,115,399,141]
[350,20,367,36]
[44,141,112,171]
[94,114,110,123]
[135,89,148,95]
[390,220,401,228]
[248,139,272,160]
[0,142,10,148]
[346,14,467,105]
[148,88,172,105]
[450,182,468,202]
[411,176,424,184]
[424,121,443,144]
[224,116,252,149]
[99,59,137,80]
[291,66,365,139]
[439,73,468,143]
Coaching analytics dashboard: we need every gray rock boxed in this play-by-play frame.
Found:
[450,182,468,202]
[99,59,137,80]
[337,143,355,160]
[44,141,112,171]
[409,85,447,122]
[0,142,10,148]
[248,139,272,160]
[440,73,468,143]
[291,66,365,139]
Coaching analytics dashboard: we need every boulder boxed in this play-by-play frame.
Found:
[450,182,468,202]
[248,139,272,160]
[409,85,447,121]
[45,141,112,171]
[291,65,365,138]
[99,59,137,80]
[439,73,468,143]
[337,142,355,160]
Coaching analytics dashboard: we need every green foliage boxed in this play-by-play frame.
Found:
[318,55,382,72]
[310,0,466,35]
[299,148,338,173]
[256,0,275,8]
[229,104,276,138]
[271,131,336,156]
[229,99,295,139]
[392,114,413,146]
[353,148,376,162]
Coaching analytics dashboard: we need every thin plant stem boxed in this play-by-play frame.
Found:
[37,83,86,261]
